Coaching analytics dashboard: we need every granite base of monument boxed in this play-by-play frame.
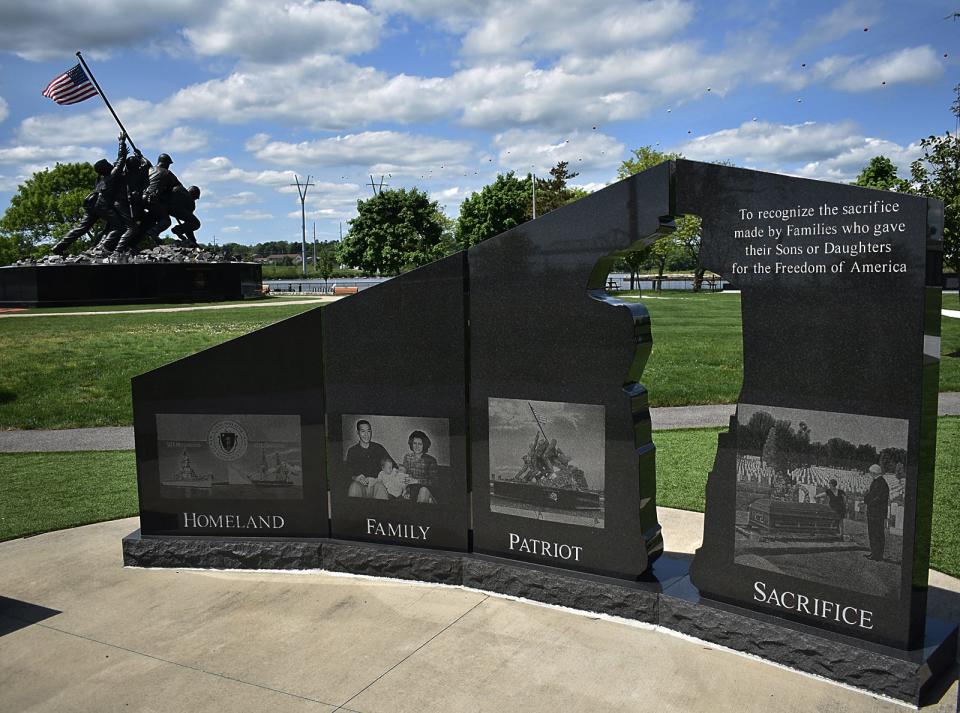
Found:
[0,261,262,307]
[121,530,957,705]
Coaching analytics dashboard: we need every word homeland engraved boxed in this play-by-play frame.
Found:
[207,419,248,461]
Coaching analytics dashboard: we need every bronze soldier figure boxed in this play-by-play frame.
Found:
[51,135,128,256]
[116,152,182,253]
[169,185,202,248]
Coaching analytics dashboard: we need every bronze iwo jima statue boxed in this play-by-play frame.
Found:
[491,403,601,510]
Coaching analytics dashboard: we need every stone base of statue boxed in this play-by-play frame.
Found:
[0,248,261,307]
[122,530,958,706]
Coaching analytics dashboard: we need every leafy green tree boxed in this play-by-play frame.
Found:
[909,88,960,274]
[337,188,449,274]
[852,156,911,192]
[0,162,98,261]
[316,240,338,288]
[455,172,531,249]
[617,146,710,290]
[533,161,586,216]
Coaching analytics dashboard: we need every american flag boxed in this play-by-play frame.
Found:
[42,64,98,105]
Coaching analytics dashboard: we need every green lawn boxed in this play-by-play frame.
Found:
[4,418,959,579]
[0,291,957,430]
[0,303,319,429]
[0,450,137,540]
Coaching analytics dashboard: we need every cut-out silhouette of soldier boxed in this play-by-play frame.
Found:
[52,134,128,256]
[169,185,202,248]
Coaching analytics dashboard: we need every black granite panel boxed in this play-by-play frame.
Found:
[0,262,261,307]
[676,160,941,649]
[132,306,328,538]
[324,254,470,551]
[467,164,672,579]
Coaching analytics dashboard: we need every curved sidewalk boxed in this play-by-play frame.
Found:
[3,395,960,452]
[1,512,958,712]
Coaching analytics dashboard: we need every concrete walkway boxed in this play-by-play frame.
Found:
[1,512,957,712]
[3,395,960,452]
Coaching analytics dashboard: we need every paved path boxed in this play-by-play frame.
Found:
[1,514,956,713]
[3,396,959,452]
[0,295,337,319]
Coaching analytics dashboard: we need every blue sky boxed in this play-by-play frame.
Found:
[0,0,956,246]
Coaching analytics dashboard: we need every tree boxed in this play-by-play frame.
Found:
[852,156,911,192]
[909,87,960,274]
[316,240,338,288]
[533,161,586,216]
[617,147,710,289]
[337,188,449,275]
[0,162,98,262]
[455,172,531,249]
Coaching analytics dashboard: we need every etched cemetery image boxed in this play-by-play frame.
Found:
[341,414,451,505]
[488,397,605,528]
[733,404,908,598]
[156,414,303,500]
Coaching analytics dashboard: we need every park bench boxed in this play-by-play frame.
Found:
[332,286,359,295]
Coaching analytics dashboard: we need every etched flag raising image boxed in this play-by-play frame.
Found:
[42,63,98,105]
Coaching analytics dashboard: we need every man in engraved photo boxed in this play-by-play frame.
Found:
[864,464,890,561]
[345,420,393,499]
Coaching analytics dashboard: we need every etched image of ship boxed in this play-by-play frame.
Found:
[160,449,212,488]
[247,448,297,487]
[491,403,602,511]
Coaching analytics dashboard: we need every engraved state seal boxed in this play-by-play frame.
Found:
[207,419,248,461]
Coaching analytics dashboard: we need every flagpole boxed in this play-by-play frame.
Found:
[74,51,138,154]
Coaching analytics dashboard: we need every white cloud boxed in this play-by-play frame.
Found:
[224,210,273,220]
[493,129,624,174]
[831,46,943,91]
[248,131,474,176]
[160,126,209,153]
[676,120,863,165]
[0,1,212,60]
[0,144,105,166]
[459,0,694,61]
[183,0,382,62]
[675,120,922,183]
[181,156,293,187]
[210,191,261,208]
[794,138,922,183]
[221,225,241,233]
[0,97,8,124]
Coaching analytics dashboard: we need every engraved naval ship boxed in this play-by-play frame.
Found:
[248,449,296,487]
[491,403,602,510]
[160,449,212,488]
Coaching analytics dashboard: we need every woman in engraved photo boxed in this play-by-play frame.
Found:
[401,430,439,504]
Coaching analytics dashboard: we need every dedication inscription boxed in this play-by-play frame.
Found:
[681,160,941,649]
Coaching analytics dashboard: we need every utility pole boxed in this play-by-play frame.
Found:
[532,172,537,219]
[368,174,389,196]
[291,174,314,277]
[312,222,317,269]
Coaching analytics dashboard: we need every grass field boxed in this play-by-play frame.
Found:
[0,303,319,429]
[4,417,958,579]
[0,291,957,430]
